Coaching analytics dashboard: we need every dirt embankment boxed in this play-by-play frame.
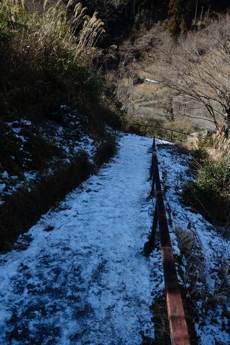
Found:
[0,128,116,251]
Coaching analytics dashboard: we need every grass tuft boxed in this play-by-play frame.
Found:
[183,156,230,226]
[0,0,105,119]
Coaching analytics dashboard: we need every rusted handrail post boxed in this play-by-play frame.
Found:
[152,138,191,345]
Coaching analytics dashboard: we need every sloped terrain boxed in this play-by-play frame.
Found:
[157,143,229,345]
[0,134,229,345]
[113,17,229,134]
[0,134,163,345]
[0,107,97,205]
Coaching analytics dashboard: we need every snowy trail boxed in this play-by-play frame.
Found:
[157,144,230,345]
[0,134,159,345]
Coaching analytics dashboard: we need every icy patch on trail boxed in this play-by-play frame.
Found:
[156,141,230,345]
[0,134,161,345]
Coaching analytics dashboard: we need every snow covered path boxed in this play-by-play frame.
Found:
[157,144,230,345]
[0,134,160,345]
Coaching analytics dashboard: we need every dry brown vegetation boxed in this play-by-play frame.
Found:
[156,14,230,133]
[114,15,230,136]
[3,0,105,60]
[111,15,230,227]
[0,0,120,249]
[0,0,106,119]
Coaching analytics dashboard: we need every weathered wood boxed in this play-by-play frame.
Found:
[151,138,191,345]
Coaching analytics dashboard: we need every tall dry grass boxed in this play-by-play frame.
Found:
[0,0,105,63]
[0,0,106,118]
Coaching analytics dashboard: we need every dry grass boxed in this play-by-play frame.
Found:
[114,15,230,136]
[209,129,230,160]
[182,127,230,227]
[176,227,207,292]
[0,1,119,250]
[0,0,107,119]
[176,224,230,339]
[156,14,230,131]
[1,0,105,61]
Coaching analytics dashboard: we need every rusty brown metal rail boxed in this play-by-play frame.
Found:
[148,138,191,345]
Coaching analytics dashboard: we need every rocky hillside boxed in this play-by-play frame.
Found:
[110,13,230,137]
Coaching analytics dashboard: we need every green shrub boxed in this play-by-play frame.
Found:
[189,148,209,173]
[197,158,230,196]
[183,157,230,226]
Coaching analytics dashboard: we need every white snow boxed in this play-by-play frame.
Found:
[1,171,9,179]
[23,171,38,181]
[42,123,96,161]
[0,183,6,192]
[0,118,97,201]
[0,134,227,345]
[0,134,161,345]
[156,141,230,345]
